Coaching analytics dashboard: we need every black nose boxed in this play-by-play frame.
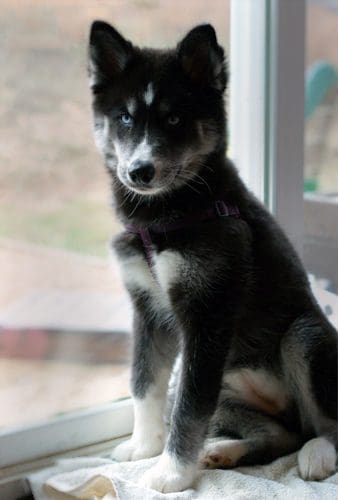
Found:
[128,161,155,185]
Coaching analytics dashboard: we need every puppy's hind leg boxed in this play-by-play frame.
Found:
[298,437,337,480]
[282,314,338,480]
[201,401,301,469]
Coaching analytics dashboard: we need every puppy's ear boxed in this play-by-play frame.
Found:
[177,24,227,92]
[88,21,133,93]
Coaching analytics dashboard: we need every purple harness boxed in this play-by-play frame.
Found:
[126,199,240,275]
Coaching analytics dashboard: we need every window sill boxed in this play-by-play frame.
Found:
[0,398,133,469]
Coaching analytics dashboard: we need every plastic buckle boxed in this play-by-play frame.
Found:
[215,200,229,216]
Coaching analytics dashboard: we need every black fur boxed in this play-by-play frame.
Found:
[88,21,338,490]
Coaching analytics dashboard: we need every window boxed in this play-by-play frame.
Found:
[1,0,335,478]
[230,0,305,256]
[229,0,337,329]
[304,0,338,318]
[0,0,230,468]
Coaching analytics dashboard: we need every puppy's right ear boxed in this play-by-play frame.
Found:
[88,21,133,93]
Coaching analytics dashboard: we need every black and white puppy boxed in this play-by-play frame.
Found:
[88,22,337,493]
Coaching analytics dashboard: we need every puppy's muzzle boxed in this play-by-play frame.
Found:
[127,161,155,186]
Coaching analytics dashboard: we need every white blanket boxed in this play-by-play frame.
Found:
[29,452,338,500]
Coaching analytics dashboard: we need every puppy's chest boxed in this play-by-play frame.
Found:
[118,246,186,305]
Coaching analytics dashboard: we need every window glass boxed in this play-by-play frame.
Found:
[304,0,338,325]
[0,0,230,429]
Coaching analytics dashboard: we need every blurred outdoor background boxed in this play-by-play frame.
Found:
[0,0,231,429]
[0,0,337,429]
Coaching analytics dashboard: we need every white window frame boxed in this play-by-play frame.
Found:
[0,399,133,469]
[0,0,306,477]
[230,0,305,255]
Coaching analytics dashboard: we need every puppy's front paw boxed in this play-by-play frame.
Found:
[298,437,337,480]
[139,452,196,493]
[112,434,164,462]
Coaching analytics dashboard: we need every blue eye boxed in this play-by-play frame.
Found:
[120,112,132,125]
[167,114,180,126]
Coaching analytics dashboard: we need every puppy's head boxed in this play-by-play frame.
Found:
[88,22,227,196]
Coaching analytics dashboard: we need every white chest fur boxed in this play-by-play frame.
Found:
[118,249,184,302]
[154,251,184,292]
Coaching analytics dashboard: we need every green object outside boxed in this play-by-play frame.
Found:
[304,178,318,193]
[305,61,338,119]
[304,61,338,192]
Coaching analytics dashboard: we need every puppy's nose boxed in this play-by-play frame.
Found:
[128,161,155,185]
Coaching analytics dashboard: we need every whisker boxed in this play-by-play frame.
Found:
[176,174,201,194]
[191,173,212,194]
[128,194,142,217]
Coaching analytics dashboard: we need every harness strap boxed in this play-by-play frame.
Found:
[126,199,240,275]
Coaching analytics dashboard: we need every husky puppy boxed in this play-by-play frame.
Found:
[88,22,337,493]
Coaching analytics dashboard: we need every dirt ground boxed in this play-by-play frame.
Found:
[0,238,131,429]
[0,358,130,428]
[0,239,123,309]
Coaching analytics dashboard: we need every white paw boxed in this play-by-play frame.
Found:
[298,437,337,480]
[200,438,247,469]
[112,434,164,462]
[139,452,196,493]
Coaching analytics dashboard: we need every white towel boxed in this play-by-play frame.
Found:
[29,452,338,500]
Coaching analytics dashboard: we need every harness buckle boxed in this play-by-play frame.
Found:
[215,200,229,217]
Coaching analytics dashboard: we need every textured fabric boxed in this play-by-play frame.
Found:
[29,452,338,500]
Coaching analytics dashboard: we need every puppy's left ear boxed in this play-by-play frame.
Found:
[177,24,227,92]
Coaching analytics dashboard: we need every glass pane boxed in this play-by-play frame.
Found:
[304,0,338,326]
[0,0,230,430]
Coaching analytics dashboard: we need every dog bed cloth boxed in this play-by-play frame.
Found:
[29,452,338,500]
